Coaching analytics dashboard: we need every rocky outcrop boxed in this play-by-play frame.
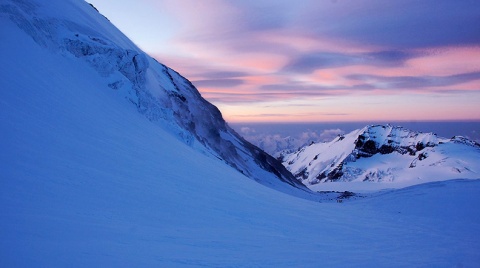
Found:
[353,125,438,158]
[283,124,480,186]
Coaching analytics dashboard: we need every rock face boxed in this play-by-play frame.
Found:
[282,125,480,186]
[353,125,438,158]
[1,0,305,192]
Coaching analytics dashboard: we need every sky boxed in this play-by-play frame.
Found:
[87,0,480,123]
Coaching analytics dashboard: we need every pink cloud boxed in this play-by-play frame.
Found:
[89,0,480,122]
[254,30,375,54]
[407,47,480,76]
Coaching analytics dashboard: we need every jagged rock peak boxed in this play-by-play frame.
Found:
[353,124,439,157]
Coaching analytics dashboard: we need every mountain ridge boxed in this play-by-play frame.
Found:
[282,124,480,188]
[2,1,480,266]
[0,0,306,194]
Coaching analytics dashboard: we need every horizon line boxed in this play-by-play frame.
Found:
[228,119,480,124]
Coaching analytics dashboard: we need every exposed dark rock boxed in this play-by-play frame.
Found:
[379,144,395,154]
[416,142,425,151]
[315,172,327,182]
[355,135,365,148]
[338,191,355,199]
[87,3,99,13]
[418,152,428,161]
[326,165,343,181]
[298,167,310,181]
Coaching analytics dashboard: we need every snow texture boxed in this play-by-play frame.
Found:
[0,0,307,197]
[1,1,479,267]
[283,124,480,191]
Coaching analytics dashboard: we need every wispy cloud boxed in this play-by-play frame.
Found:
[193,71,249,79]
[282,50,417,73]
[91,0,480,121]
[347,71,480,90]
[292,0,480,49]
[192,79,244,88]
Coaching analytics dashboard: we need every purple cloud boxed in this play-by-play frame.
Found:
[282,50,416,73]
[193,79,244,88]
[178,0,480,54]
[89,0,480,121]
[261,83,375,92]
[348,71,480,90]
[195,71,249,79]
[297,0,480,49]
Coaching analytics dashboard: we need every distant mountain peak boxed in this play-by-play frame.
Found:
[353,124,439,158]
[283,124,479,187]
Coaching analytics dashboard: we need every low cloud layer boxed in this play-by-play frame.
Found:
[238,126,345,156]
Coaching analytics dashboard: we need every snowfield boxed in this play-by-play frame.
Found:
[1,0,479,267]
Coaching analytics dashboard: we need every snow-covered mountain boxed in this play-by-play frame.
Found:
[282,124,480,188]
[0,0,307,195]
[2,0,480,266]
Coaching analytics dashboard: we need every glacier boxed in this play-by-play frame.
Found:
[0,0,307,197]
[1,0,479,267]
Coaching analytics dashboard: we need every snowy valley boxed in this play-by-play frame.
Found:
[1,0,479,267]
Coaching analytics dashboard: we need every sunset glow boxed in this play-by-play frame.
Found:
[89,0,480,122]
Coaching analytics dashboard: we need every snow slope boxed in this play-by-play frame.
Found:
[1,1,480,267]
[0,0,305,196]
[283,125,480,191]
